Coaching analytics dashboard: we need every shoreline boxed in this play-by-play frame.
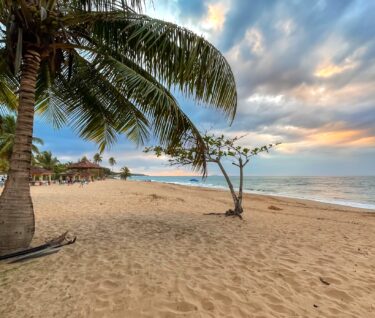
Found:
[1,180,374,318]
[129,178,375,212]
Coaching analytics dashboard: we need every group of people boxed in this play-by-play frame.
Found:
[59,178,89,187]
[0,176,93,187]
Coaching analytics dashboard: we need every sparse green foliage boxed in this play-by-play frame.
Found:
[145,133,279,218]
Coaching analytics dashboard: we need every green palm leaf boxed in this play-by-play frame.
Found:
[64,10,237,119]
[1,1,237,173]
[0,115,43,160]
[0,49,18,112]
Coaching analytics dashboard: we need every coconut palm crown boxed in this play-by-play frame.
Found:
[93,153,102,164]
[0,0,237,254]
[120,166,131,180]
[108,156,116,171]
[34,150,60,170]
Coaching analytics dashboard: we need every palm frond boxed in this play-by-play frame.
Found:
[49,53,149,151]
[62,0,145,12]
[35,61,68,129]
[32,137,44,146]
[93,54,207,170]
[66,11,237,119]
[1,2,237,174]
[74,53,150,145]
[0,49,18,112]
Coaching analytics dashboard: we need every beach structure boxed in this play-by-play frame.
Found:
[30,167,53,185]
[61,159,103,182]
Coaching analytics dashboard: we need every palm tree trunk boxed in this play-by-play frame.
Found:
[0,50,41,255]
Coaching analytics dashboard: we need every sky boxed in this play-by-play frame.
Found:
[34,0,375,176]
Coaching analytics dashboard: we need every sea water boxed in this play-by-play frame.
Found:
[131,176,375,210]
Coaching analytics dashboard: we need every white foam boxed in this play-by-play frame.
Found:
[139,178,375,211]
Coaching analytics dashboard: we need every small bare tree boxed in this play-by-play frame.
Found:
[145,133,278,218]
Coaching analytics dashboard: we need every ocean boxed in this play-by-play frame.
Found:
[130,175,375,210]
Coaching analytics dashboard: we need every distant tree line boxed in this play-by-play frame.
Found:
[0,115,133,180]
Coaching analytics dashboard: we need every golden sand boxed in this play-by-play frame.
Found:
[0,180,374,317]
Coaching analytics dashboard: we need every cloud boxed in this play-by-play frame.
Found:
[176,0,207,20]
[202,2,229,31]
[33,1,375,176]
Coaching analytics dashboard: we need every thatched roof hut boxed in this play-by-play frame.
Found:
[63,159,103,182]
[30,167,53,184]
[30,167,53,175]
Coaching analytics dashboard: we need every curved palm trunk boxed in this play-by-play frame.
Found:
[0,50,41,255]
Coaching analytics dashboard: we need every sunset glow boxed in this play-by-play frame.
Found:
[32,0,375,176]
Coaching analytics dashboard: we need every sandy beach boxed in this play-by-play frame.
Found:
[0,180,374,318]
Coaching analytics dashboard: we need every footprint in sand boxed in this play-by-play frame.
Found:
[201,298,215,311]
[94,297,110,309]
[325,288,354,302]
[213,292,233,305]
[165,301,198,312]
[101,279,120,289]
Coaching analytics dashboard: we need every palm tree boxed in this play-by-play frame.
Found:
[0,58,18,111]
[0,115,44,161]
[93,153,103,164]
[0,1,237,254]
[0,158,9,173]
[35,151,60,171]
[108,157,116,172]
[120,166,131,180]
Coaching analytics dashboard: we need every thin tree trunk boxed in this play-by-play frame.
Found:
[236,159,244,214]
[216,160,242,215]
[0,50,41,255]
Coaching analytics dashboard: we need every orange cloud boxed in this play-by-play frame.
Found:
[289,81,374,110]
[279,128,375,154]
[204,3,228,31]
[315,62,356,78]
[310,129,362,145]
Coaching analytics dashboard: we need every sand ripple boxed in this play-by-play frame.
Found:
[1,181,374,317]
